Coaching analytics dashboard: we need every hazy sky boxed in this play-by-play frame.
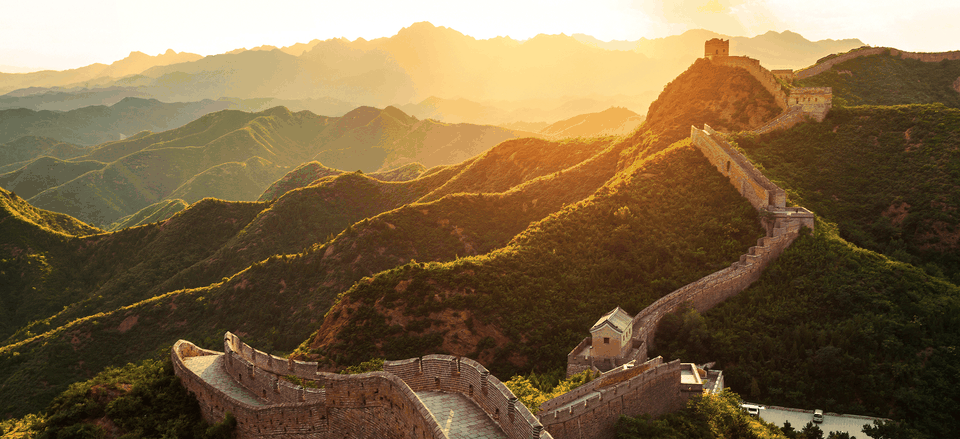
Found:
[2,0,958,71]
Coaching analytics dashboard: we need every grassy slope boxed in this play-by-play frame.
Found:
[0,136,86,169]
[26,108,327,226]
[798,51,960,107]
[106,199,189,231]
[166,157,286,204]
[0,156,106,199]
[731,104,960,282]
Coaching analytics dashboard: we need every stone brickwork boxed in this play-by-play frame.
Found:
[751,106,805,135]
[383,355,548,439]
[539,359,685,439]
[705,38,729,59]
[797,47,960,79]
[173,335,448,439]
[173,333,552,439]
[710,55,832,126]
[692,124,786,210]
[787,87,832,122]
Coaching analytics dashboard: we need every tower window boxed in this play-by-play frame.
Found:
[604,337,610,344]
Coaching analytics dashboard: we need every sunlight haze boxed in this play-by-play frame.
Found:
[2,0,957,71]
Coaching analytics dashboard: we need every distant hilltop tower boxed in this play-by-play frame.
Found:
[705,38,729,59]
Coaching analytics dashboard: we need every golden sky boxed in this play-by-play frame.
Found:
[2,0,958,71]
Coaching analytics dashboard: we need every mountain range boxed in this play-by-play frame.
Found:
[0,24,864,126]
[0,104,533,228]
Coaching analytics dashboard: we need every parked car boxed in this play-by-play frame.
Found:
[813,409,824,423]
[741,403,763,417]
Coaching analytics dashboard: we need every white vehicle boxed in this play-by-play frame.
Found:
[813,409,824,423]
[741,403,763,417]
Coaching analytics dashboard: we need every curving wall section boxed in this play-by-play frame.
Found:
[174,332,552,438]
[797,47,960,79]
[384,355,547,439]
[173,335,446,439]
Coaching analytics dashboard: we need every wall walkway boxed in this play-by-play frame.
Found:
[172,333,552,439]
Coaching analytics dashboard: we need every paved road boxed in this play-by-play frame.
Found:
[754,405,881,438]
[417,391,507,439]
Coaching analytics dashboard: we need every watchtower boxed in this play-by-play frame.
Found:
[705,38,729,59]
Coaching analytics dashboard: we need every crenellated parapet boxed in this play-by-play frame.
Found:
[174,332,552,439]
[540,357,686,439]
[384,355,548,439]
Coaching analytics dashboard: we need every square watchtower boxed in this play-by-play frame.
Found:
[705,38,729,59]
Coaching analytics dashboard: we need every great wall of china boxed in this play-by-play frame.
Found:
[172,42,958,438]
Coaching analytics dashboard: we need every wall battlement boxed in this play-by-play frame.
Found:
[797,47,960,79]
[173,333,552,439]
[540,358,685,439]
[710,55,832,126]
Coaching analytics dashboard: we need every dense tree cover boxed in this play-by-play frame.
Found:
[652,223,960,438]
[731,104,960,282]
[798,52,960,108]
[504,369,598,413]
[297,142,764,378]
[0,130,629,417]
[616,390,788,439]
[1,356,234,439]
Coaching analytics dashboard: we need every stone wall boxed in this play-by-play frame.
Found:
[691,124,786,210]
[173,335,447,439]
[539,359,685,439]
[787,87,832,122]
[752,106,805,134]
[712,56,789,110]
[383,355,550,439]
[797,47,960,79]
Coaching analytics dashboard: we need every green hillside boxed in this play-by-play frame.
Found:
[0,156,105,199]
[0,136,87,169]
[653,223,960,438]
[165,157,286,204]
[730,104,960,282]
[4,104,535,227]
[297,140,763,375]
[107,199,189,231]
[798,51,960,107]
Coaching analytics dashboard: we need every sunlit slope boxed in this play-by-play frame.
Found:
[165,156,286,204]
[0,136,86,169]
[797,51,960,107]
[106,198,189,231]
[24,107,330,226]
[417,137,617,203]
[0,125,626,417]
[257,161,344,201]
[297,140,763,376]
[0,156,105,199]
[539,107,645,138]
[0,198,267,347]
[653,224,960,438]
[638,58,781,149]
[732,104,960,281]
[0,187,101,239]
[308,105,531,172]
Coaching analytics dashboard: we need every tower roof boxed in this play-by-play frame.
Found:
[590,306,633,334]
